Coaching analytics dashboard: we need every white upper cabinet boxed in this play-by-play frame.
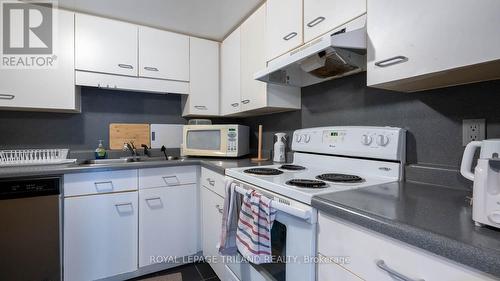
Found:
[266,0,303,61]
[0,8,78,112]
[241,4,267,112]
[182,37,220,116]
[138,27,190,81]
[367,0,500,92]
[220,28,242,116]
[75,13,138,76]
[303,0,366,42]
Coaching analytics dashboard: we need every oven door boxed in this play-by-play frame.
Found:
[227,183,317,281]
[183,127,228,156]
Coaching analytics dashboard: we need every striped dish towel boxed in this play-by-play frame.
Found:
[218,180,241,255]
[236,190,277,264]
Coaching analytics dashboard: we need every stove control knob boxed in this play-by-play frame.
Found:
[304,134,311,143]
[361,134,373,146]
[295,134,303,143]
[376,134,390,146]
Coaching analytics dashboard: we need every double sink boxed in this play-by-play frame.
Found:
[80,156,182,166]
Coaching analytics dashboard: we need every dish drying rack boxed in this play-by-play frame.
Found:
[0,149,77,167]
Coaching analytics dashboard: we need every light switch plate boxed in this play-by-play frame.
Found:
[463,119,486,146]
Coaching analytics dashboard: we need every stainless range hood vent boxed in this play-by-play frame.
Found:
[254,15,367,88]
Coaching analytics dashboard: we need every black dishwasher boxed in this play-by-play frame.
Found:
[0,177,61,281]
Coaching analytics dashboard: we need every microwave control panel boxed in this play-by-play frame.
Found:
[227,129,237,152]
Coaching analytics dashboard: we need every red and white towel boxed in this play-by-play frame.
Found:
[236,190,277,264]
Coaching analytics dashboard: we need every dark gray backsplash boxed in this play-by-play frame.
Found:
[0,87,186,150]
[242,73,500,170]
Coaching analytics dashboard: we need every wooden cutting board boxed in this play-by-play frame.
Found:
[109,123,150,150]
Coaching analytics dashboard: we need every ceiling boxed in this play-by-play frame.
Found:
[56,0,264,41]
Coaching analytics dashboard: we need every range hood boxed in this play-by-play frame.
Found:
[255,15,367,88]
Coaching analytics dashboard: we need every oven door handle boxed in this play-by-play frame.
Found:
[234,184,313,222]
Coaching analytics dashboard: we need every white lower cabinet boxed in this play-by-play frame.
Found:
[139,184,198,267]
[317,212,497,281]
[201,186,225,279]
[64,191,138,281]
[317,258,362,281]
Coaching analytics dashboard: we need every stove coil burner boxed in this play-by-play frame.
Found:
[244,168,284,176]
[316,173,364,183]
[286,179,328,188]
[279,164,306,171]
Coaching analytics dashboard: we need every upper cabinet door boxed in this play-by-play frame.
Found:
[0,8,77,112]
[220,28,241,116]
[241,4,267,112]
[75,13,138,76]
[183,37,219,116]
[367,0,500,91]
[138,27,189,81]
[266,0,303,61]
[303,0,366,43]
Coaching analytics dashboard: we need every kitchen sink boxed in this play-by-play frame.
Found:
[80,156,179,166]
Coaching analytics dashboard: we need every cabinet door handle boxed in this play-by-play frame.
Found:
[374,56,408,67]
[283,32,298,41]
[206,178,215,186]
[194,105,208,110]
[115,202,134,213]
[118,64,134,69]
[231,103,239,107]
[144,66,159,72]
[376,260,425,281]
[162,175,180,186]
[0,94,15,100]
[241,99,250,104]
[307,16,326,28]
[94,181,114,192]
[145,197,161,202]
[215,204,224,214]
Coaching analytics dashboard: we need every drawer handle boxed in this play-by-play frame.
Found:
[231,103,239,107]
[94,181,114,192]
[0,94,15,100]
[283,32,298,41]
[162,175,180,186]
[215,204,224,214]
[374,56,408,68]
[194,105,208,110]
[376,260,425,281]
[241,99,250,104]
[118,64,134,69]
[307,16,326,28]
[145,197,161,201]
[144,66,159,72]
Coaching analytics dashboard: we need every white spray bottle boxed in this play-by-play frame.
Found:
[273,133,287,163]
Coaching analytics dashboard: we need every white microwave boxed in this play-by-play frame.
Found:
[182,125,250,157]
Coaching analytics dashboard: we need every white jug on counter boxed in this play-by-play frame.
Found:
[273,133,287,163]
[460,139,500,181]
[460,139,500,228]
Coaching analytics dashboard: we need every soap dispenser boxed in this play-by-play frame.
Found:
[95,140,107,159]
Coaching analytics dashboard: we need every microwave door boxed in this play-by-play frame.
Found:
[186,129,222,151]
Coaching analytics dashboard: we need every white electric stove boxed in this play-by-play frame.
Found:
[224,126,406,281]
[226,126,406,205]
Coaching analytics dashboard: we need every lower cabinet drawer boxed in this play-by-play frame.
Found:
[64,169,138,197]
[317,258,363,281]
[318,212,496,281]
[139,166,197,189]
[201,167,225,197]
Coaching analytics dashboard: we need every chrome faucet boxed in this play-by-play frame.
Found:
[123,141,137,156]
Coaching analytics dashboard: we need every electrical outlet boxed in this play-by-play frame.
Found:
[463,119,486,146]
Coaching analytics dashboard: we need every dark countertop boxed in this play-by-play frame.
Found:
[312,181,500,278]
[0,157,273,179]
